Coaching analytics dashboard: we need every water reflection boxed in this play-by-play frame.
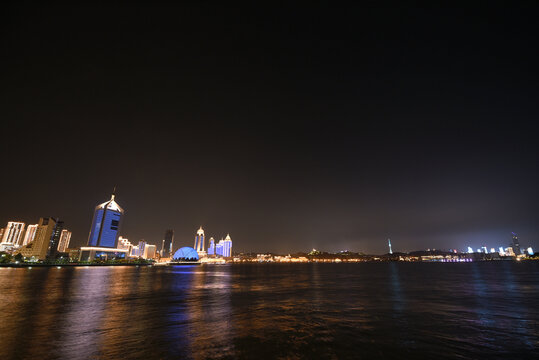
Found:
[0,263,538,359]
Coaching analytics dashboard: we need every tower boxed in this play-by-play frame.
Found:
[87,192,124,248]
[388,238,393,255]
[194,226,206,256]
[208,237,215,256]
[511,233,521,255]
[162,229,174,256]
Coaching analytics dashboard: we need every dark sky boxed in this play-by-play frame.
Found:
[1,3,538,254]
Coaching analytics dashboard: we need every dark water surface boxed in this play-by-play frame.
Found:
[1,262,538,359]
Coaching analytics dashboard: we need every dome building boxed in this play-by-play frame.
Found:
[172,246,199,261]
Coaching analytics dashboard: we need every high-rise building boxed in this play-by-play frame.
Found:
[143,244,156,259]
[118,236,132,252]
[388,238,393,255]
[18,217,62,260]
[215,234,233,257]
[222,234,232,257]
[161,229,174,257]
[208,237,215,255]
[22,224,38,246]
[47,220,64,258]
[87,192,124,248]
[511,233,521,255]
[194,227,206,256]
[138,240,146,256]
[0,222,26,251]
[57,229,72,253]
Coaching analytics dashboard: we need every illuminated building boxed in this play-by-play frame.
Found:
[388,238,393,254]
[467,247,473,253]
[18,217,62,260]
[0,222,25,252]
[117,236,133,254]
[527,247,534,256]
[161,229,174,257]
[222,234,232,257]
[57,229,72,253]
[22,224,38,246]
[208,237,215,255]
[143,244,156,259]
[511,233,521,255]
[79,247,128,261]
[214,234,233,257]
[87,192,124,248]
[172,246,199,261]
[194,227,206,257]
[505,247,516,256]
[499,247,506,256]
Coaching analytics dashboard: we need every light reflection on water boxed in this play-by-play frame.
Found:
[0,262,538,359]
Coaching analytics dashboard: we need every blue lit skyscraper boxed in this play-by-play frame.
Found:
[208,237,215,256]
[87,193,124,248]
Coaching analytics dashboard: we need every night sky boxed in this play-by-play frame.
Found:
[1,3,538,254]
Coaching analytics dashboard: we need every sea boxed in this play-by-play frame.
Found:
[0,262,538,359]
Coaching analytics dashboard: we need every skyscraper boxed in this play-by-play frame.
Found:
[194,227,206,256]
[87,192,124,248]
[222,234,232,257]
[215,234,233,257]
[161,229,174,257]
[22,224,38,246]
[57,229,72,253]
[388,238,393,255]
[18,217,61,260]
[208,237,215,255]
[511,233,521,255]
[46,220,64,258]
[0,222,25,252]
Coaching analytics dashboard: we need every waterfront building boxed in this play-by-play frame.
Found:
[57,229,72,253]
[194,227,206,257]
[208,237,215,255]
[18,217,62,260]
[87,192,124,248]
[499,247,506,256]
[143,244,156,259]
[511,233,521,255]
[527,247,534,256]
[138,240,146,256]
[222,234,232,257]
[172,246,199,261]
[117,236,133,253]
[215,241,223,256]
[467,247,473,253]
[161,229,174,257]
[79,247,128,261]
[0,222,25,252]
[505,247,516,256]
[22,224,38,246]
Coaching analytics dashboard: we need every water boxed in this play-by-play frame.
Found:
[0,262,538,359]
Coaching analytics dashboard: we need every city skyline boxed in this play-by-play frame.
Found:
[1,3,538,254]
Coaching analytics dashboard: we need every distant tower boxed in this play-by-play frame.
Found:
[162,229,174,256]
[208,237,215,256]
[223,234,233,257]
[511,233,521,255]
[388,238,393,255]
[87,191,124,248]
[194,227,206,256]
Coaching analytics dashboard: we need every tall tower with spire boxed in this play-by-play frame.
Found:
[87,191,124,248]
[388,238,393,255]
[194,226,206,256]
